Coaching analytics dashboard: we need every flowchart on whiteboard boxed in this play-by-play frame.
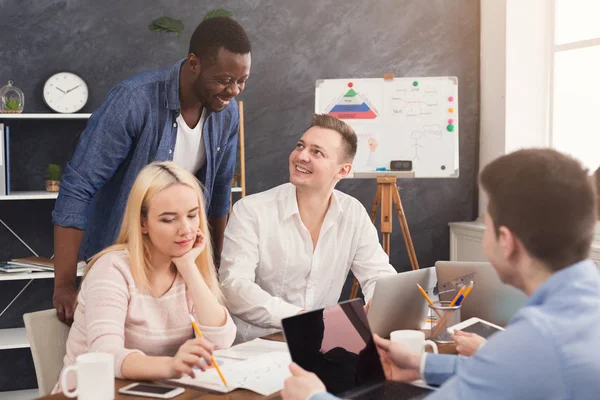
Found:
[316,77,459,178]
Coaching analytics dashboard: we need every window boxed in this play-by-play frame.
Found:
[551,0,600,172]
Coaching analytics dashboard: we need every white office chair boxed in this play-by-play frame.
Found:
[23,309,71,396]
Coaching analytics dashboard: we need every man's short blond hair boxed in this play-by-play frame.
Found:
[310,114,357,162]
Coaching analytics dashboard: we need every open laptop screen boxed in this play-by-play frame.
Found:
[282,299,386,395]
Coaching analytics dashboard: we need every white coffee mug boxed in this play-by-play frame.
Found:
[390,330,438,354]
[60,352,115,399]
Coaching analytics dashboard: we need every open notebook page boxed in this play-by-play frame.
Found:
[165,351,292,396]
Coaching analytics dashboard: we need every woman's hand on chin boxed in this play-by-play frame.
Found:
[172,228,206,272]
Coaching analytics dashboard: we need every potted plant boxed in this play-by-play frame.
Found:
[0,81,25,113]
[3,97,22,113]
[148,9,232,56]
[45,164,62,192]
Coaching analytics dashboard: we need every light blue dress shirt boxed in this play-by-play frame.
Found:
[311,259,600,400]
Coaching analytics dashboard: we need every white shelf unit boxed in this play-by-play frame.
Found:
[0,389,39,400]
[0,113,91,119]
[0,328,30,350]
[0,269,84,282]
[0,191,58,201]
[0,113,91,199]
[0,188,241,201]
[0,270,84,351]
[0,113,246,199]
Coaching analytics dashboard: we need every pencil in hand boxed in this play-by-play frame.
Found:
[188,314,228,389]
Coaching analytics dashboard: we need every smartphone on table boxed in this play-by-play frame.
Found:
[118,382,185,398]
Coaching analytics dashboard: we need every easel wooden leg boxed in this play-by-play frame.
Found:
[350,176,420,299]
[380,178,393,255]
[369,186,381,224]
[392,185,420,270]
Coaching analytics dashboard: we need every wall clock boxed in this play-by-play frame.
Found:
[43,72,89,113]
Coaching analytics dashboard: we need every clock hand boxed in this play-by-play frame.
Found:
[66,85,81,93]
[55,87,66,94]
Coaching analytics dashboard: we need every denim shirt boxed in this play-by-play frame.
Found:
[311,259,600,400]
[52,60,239,260]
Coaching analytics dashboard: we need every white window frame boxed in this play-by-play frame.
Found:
[548,1,600,166]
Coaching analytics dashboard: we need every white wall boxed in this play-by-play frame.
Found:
[479,0,507,215]
[478,0,552,215]
[505,0,551,152]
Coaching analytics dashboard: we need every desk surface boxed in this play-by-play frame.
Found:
[38,332,455,400]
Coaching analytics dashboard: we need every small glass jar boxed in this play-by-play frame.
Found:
[0,81,25,113]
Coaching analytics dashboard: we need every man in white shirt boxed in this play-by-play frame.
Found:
[219,114,397,342]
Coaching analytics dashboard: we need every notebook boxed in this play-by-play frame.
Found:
[164,338,291,396]
[165,351,291,396]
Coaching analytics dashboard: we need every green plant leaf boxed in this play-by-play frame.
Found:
[45,164,62,180]
[3,97,21,110]
[203,9,233,20]
[148,16,184,35]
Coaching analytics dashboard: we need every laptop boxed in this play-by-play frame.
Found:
[282,299,433,399]
[435,261,528,327]
[368,267,437,338]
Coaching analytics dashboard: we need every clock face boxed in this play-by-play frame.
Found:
[43,72,89,113]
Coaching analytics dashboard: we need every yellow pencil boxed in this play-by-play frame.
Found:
[458,281,474,304]
[449,284,468,307]
[417,284,443,319]
[188,314,228,388]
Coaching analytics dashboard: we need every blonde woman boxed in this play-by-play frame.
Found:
[55,162,236,392]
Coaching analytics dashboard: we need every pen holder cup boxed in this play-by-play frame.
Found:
[429,301,461,344]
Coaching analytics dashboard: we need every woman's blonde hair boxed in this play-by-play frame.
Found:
[85,161,222,301]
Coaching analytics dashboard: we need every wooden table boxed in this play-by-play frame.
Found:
[38,332,455,399]
[40,378,282,400]
[38,333,285,400]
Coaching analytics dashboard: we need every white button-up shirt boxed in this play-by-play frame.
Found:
[219,183,396,342]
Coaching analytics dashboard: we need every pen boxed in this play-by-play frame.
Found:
[449,284,468,307]
[456,281,474,306]
[417,283,443,319]
[188,314,228,388]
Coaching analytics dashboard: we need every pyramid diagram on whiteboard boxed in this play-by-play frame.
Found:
[327,86,378,119]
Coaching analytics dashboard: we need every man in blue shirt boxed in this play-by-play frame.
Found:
[282,148,600,400]
[51,17,251,324]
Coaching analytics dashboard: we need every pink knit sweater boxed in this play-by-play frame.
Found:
[55,250,236,392]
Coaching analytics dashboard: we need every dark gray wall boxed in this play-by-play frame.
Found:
[0,0,479,391]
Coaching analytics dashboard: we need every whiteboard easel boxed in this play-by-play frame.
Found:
[315,76,460,296]
[315,76,459,178]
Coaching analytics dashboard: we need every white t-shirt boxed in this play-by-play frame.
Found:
[173,108,207,173]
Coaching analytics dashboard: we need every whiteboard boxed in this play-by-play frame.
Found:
[315,77,459,178]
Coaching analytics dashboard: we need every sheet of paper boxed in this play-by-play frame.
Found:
[214,338,288,360]
[168,351,292,396]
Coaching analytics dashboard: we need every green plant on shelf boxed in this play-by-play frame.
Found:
[45,164,62,181]
[3,97,21,110]
[148,8,233,56]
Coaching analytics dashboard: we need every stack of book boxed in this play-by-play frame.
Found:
[0,257,86,274]
[0,256,55,273]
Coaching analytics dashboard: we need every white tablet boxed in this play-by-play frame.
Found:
[118,382,185,398]
[447,317,505,339]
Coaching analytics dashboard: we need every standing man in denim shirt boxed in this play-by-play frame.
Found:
[51,17,251,324]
